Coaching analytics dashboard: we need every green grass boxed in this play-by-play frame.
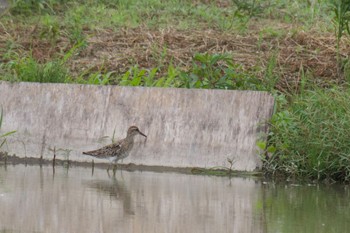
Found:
[265,87,350,182]
[0,55,69,83]
[1,52,270,91]
[2,0,335,32]
[7,0,228,30]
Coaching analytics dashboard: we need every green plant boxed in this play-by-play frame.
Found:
[39,15,61,44]
[65,27,86,45]
[113,53,268,91]
[179,53,264,90]
[0,41,86,83]
[117,65,179,87]
[265,87,350,182]
[232,0,267,18]
[0,108,16,149]
[119,66,157,86]
[263,52,280,92]
[330,0,350,64]
[63,4,88,45]
[72,70,115,85]
[2,55,69,83]
[9,0,54,15]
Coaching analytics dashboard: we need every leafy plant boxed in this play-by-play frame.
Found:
[73,70,115,85]
[119,66,155,86]
[232,0,269,18]
[63,4,88,45]
[3,55,69,83]
[330,0,350,64]
[264,53,280,92]
[9,0,54,15]
[266,87,350,182]
[117,65,179,87]
[179,53,264,90]
[0,41,86,83]
[39,15,61,44]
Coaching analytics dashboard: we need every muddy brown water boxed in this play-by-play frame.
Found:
[0,165,349,233]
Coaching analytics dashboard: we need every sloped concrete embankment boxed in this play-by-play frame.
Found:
[0,82,274,171]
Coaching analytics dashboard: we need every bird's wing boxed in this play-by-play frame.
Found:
[83,140,122,158]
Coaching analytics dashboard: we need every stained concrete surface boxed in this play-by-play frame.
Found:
[0,81,274,171]
[0,0,8,14]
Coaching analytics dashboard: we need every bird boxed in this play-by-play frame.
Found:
[83,126,147,172]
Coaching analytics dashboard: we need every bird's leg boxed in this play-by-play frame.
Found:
[107,163,112,176]
[112,162,118,176]
[107,164,111,176]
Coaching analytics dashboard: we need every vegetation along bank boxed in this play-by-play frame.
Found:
[1,0,350,182]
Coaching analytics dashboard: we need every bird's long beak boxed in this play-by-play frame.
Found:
[138,130,147,138]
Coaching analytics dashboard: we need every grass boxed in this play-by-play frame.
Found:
[1,0,334,32]
[0,55,69,83]
[0,1,344,88]
[1,0,350,182]
[265,87,350,182]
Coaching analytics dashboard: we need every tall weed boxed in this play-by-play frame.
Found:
[1,55,69,83]
[266,87,350,182]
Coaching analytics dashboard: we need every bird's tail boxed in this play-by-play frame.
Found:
[82,149,104,158]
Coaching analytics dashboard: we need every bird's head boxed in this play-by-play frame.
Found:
[127,126,147,138]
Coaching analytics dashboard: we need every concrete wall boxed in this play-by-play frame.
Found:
[0,0,9,14]
[0,81,274,171]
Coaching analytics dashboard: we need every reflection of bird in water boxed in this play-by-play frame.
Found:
[86,176,134,215]
[83,126,147,173]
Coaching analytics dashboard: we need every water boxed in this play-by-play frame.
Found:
[0,165,349,233]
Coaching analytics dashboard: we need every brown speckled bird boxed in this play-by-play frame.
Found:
[83,126,147,171]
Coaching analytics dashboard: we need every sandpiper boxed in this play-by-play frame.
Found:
[83,126,147,172]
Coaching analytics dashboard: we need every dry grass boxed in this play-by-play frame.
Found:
[1,23,350,92]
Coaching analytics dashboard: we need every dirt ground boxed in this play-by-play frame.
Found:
[1,24,350,92]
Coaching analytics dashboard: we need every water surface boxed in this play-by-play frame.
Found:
[0,165,349,233]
